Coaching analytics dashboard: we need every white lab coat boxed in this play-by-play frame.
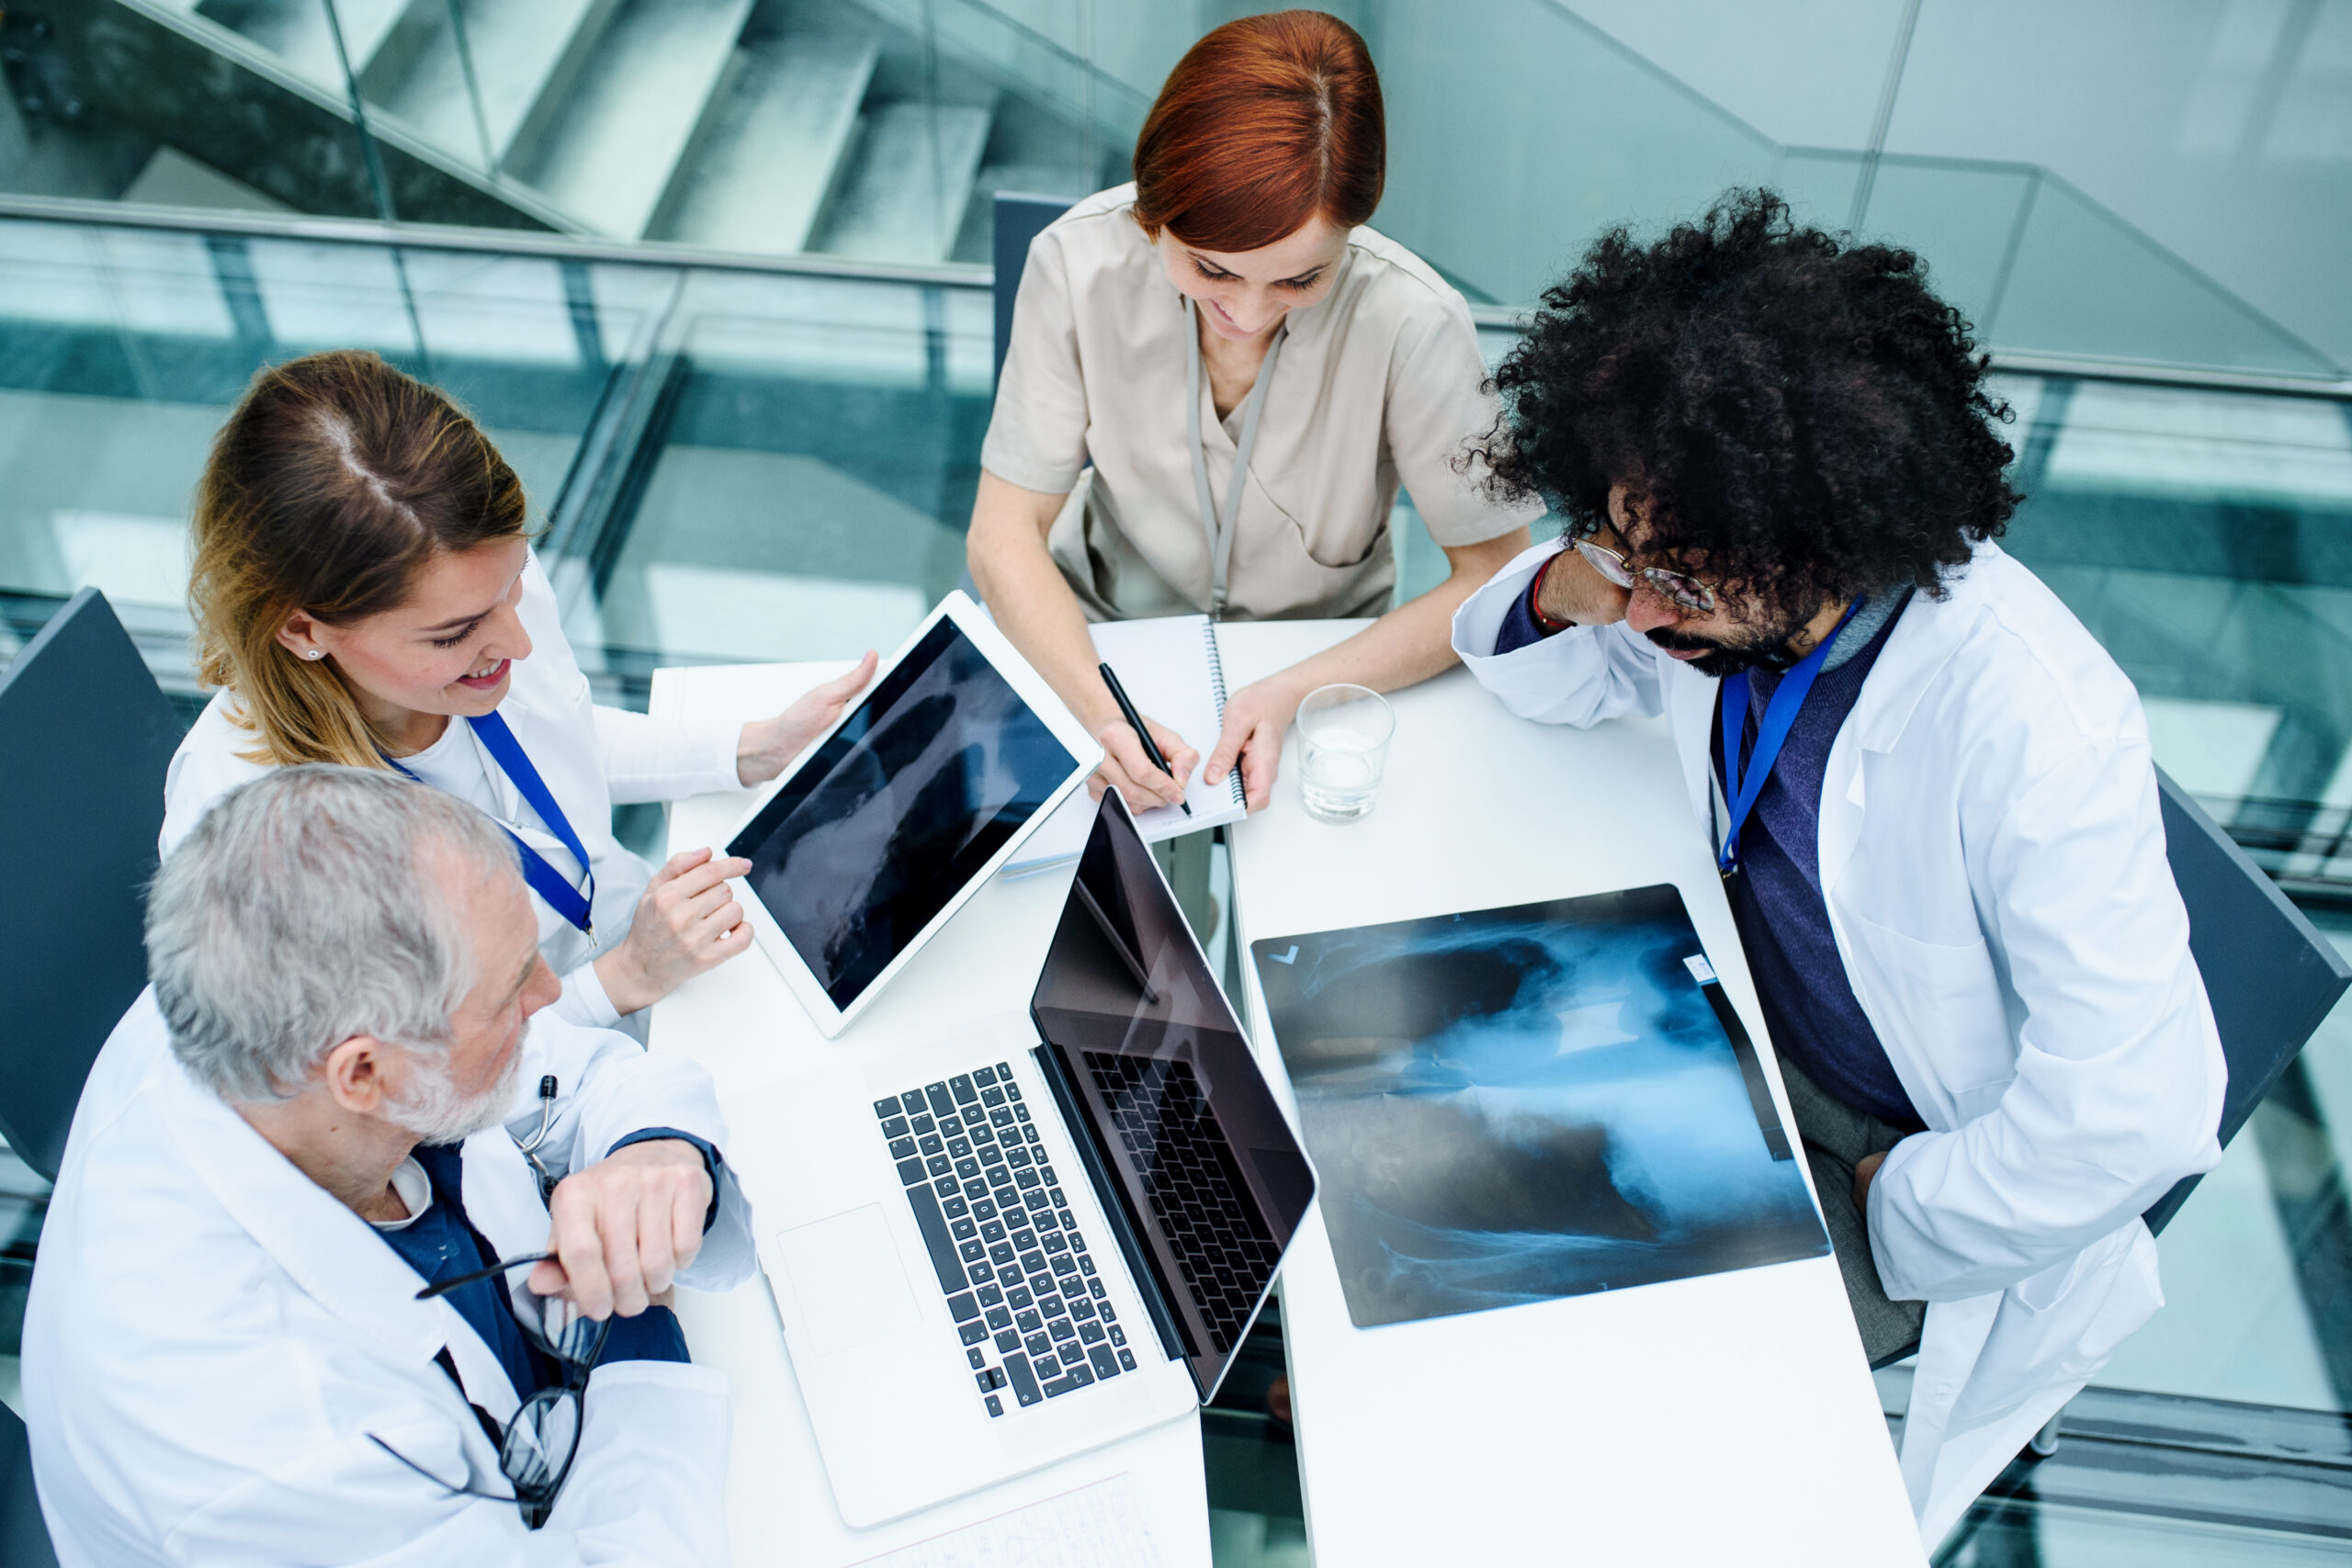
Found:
[1452,539,2226,1547]
[159,552,744,1031]
[23,989,758,1567]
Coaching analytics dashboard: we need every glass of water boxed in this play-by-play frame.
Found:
[1296,684,1395,824]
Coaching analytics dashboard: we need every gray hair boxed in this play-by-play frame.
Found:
[147,764,522,1103]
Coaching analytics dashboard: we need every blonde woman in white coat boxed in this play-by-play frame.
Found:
[164,349,875,1032]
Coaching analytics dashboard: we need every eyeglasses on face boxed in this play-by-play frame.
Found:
[1571,534,1718,614]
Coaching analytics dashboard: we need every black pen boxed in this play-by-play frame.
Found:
[1098,661,1191,816]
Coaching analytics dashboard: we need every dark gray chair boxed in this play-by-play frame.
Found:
[0,589,180,1182]
[0,1401,55,1561]
[0,1401,56,1568]
[964,191,1081,607]
[992,192,1076,389]
[2141,766,2352,1233]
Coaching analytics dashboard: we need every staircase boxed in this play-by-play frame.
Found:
[23,0,1111,265]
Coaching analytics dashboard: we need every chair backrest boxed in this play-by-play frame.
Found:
[992,193,1076,390]
[0,590,180,1182]
[2143,766,2352,1234]
[0,1402,56,1568]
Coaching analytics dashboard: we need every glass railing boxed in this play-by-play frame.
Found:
[801,0,2347,380]
[1988,369,2352,893]
[5,197,2352,1568]
[5,0,2339,383]
[1784,152,2336,378]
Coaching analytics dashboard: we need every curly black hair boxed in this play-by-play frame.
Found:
[1472,189,2020,621]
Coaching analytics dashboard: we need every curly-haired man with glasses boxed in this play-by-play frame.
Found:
[1452,191,2223,1546]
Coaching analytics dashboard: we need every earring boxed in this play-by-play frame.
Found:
[302,649,325,661]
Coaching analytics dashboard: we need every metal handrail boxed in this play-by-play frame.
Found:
[0,192,992,289]
[1462,307,2352,400]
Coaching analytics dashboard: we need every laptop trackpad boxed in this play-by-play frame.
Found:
[775,1205,923,1356]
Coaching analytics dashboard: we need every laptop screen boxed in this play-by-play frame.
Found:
[729,617,1078,1010]
[1030,796,1315,1400]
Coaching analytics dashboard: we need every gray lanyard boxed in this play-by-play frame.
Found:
[1185,298,1287,621]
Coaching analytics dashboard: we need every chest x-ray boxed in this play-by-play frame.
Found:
[1252,885,1827,1328]
[731,619,1076,1008]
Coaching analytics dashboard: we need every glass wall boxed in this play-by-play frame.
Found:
[3,1,2338,383]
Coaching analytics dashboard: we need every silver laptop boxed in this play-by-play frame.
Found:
[748,793,1317,1526]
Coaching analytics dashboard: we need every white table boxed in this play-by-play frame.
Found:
[1216,621,1923,1565]
[648,661,1211,1568]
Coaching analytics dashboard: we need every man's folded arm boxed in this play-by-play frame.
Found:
[1451,540,1662,726]
[507,1018,755,1290]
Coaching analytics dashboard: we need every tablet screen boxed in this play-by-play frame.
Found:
[728,617,1080,1010]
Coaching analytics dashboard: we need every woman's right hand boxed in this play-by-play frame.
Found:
[594,847,754,1015]
[1088,712,1198,815]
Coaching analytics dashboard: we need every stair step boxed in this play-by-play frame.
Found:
[509,0,756,240]
[651,22,880,254]
[121,146,293,213]
[195,0,413,89]
[952,160,1099,263]
[812,99,995,265]
[358,0,617,172]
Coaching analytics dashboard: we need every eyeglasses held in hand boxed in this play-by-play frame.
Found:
[381,1252,611,1529]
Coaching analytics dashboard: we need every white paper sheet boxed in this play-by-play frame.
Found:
[847,1475,1168,1568]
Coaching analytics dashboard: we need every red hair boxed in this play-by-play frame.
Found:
[1131,11,1385,254]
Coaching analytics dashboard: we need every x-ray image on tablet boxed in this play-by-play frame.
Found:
[723,595,1096,1033]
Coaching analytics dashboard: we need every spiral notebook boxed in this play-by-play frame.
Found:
[1002,615,1247,877]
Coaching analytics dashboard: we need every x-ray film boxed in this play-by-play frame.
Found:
[1252,885,1827,1328]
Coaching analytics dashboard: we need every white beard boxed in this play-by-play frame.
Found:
[387,1029,526,1146]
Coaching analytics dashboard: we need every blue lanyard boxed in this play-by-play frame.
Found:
[1716,599,1865,878]
[387,711,596,940]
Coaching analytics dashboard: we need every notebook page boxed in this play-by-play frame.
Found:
[1003,615,1246,875]
[849,1475,1168,1568]
[1092,615,1246,832]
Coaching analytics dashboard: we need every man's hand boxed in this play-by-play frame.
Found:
[737,651,879,785]
[1852,1151,1886,1213]
[1205,676,1305,812]
[528,1138,715,1320]
[1535,544,1632,628]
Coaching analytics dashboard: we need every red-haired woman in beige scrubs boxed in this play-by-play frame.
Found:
[968,11,1539,813]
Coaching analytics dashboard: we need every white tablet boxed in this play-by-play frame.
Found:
[719,592,1100,1037]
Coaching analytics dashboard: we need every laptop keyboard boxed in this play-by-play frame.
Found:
[875,1064,1136,1418]
[1084,1053,1278,1355]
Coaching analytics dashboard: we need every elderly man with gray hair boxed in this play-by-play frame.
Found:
[25,765,756,1565]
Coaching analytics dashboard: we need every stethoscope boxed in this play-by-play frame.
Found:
[514,1075,560,1202]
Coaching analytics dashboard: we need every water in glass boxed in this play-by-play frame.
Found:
[1296,684,1394,824]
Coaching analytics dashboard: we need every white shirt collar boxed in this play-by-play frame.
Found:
[368,1156,435,1232]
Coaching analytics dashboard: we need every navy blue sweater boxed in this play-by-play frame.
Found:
[1495,574,1923,1130]
[379,1129,714,1402]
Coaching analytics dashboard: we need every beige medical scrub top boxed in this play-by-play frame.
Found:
[981,185,1541,623]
